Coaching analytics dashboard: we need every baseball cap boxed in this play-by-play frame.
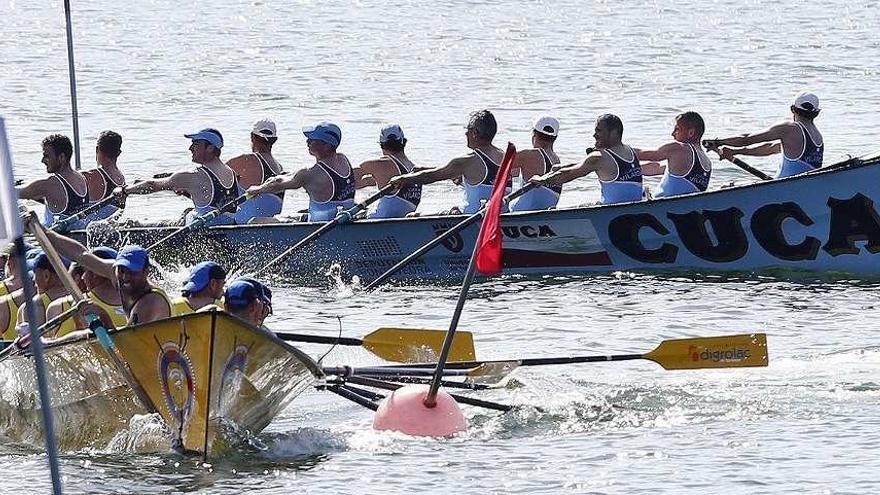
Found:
[182,261,227,294]
[303,122,342,147]
[184,128,224,149]
[235,276,272,313]
[90,246,119,260]
[1,241,35,258]
[379,124,405,144]
[252,119,277,139]
[224,280,262,310]
[113,245,149,272]
[532,116,560,137]
[793,92,820,112]
[26,250,70,273]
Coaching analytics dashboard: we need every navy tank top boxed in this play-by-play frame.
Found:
[198,167,240,213]
[604,147,643,185]
[97,168,124,199]
[316,158,356,203]
[538,148,562,194]
[384,155,422,207]
[254,153,284,201]
[683,144,711,191]
[51,173,89,215]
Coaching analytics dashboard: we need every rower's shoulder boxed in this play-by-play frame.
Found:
[226,153,258,170]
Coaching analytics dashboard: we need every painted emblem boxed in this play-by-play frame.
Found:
[156,341,196,429]
[218,343,250,414]
[433,223,464,253]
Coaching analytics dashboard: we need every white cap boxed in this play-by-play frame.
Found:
[379,124,405,144]
[793,92,820,112]
[252,119,277,138]
[532,116,560,137]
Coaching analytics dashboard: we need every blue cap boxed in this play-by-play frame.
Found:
[26,250,70,273]
[182,261,227,294]
[224,280,261,310]
[303,122,342,147]
[90,246,119,261]
[235,276,272,311]
[184,128,224,149]
[113,245,149,272]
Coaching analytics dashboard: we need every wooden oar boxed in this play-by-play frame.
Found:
[362,181,541,291]
[28,212,159,414]
[145,192,252,251]
[703,140,773,181]
[392,333,769,380]
[275,326,476,363]
[251,184,395,277]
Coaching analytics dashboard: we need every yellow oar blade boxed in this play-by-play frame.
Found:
[644,333,768,370]
[363,327,476,363]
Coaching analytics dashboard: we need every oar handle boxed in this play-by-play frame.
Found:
[703,140,773,181]
[275,331,364,347]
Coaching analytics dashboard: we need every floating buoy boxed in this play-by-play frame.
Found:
[372,384,468,437]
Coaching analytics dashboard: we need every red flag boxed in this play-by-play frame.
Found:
[475,142,515,275]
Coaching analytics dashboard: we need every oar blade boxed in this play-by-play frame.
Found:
[363,327,476,363]
[644,333,768,370]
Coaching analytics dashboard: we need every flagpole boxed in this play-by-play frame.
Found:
[0,118,64,493]
[63,0,82,170]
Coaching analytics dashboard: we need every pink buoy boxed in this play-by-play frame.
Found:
[372,384,468,437]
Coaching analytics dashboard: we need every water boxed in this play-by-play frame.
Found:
[2,0,880,493]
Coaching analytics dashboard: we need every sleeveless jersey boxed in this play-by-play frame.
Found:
[126,287,172,326]
[462,149,512,214]
[308,157,356,222]
[87,168,126,222]
[1,294,21,340]
[654,144,712,198]
[234,153,285,222]
[55,291,127,337]
[778,122,824,178]
[510,148,561,212]
[43,172,90,227]
[194,166,241,216]
[598,147,643,205]
[370,155,422,219]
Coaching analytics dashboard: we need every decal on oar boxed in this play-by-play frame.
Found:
[156,341,196,429]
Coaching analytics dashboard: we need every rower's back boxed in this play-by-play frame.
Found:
[460,110,509,214]
[778,92,824,178]
[306,152,356,221]
[596,145,643,205]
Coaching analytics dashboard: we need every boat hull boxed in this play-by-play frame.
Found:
[74,157,880,281]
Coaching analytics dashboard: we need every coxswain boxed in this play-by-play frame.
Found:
[248,122,355,222]
[352,124,422,218]
[634,111,712,198]
[122,128,241,225]
[389,110,508,214]
[537,114,643,205]
[710,91,823,178]
[82,130,127,221]
[16,134,90,229]
[509,116,562,212]
[223,279,272,328]
[228,119,285,223]
[171,261,227,315]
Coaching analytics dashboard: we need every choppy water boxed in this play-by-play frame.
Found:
[2,0,880,493]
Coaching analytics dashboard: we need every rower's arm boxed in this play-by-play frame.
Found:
[713,124,787,148]
[37,228,115,280]
[641,162,666,176]
[251,168,308,195]
[541,154,601,186]
[353,160,380,189]
[634,142,678,163]
[390,157,467,187]
[15,177,54,202]
[720,143,781,158]
[125,171,198,196]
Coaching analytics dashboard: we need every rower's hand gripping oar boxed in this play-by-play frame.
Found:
[703,140,773,181]
[275,326,476,363]
[251,184,395,277]
[27,212,159,414]
[395,333,769,382]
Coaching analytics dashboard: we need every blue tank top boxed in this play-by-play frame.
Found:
[254,153,285,202]
[510,148,561,212]
[654,144,711,198]
[778,122,823,178]
[370,155,422,219]
[462,149,511,214]
[598,147,643,205]
[383,155,421,207]
[43,173,90,226]
[194,166,241,216]
[308,158,356,222]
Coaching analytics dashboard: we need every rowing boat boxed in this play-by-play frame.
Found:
[0,311,321,455]
[72,154,880,281]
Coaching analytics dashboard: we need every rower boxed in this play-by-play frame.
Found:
[710,91,824,178]
[16,251,71,328]
[352,124,422,219]
[635,111,712,198]
[537,114,643,205]
[36,227,172,329]
[122,128,241,226]
[247,122,354,222]
[16,134,90,230]
[389,110,509,214]
[0,244,37,339]
[223,279,272,328]
[172,261,227,316]
[48,247,127,338]
[0,241,34,296]
[509,116,562,212]
[82,130,127,222]
[228,119,285,224]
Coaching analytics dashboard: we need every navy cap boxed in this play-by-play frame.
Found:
[235,276,272,312]
[303,122,342,147]
[182,261,227,294]
[26,250,70,273]
[90,246,119,261]
[184,128,224,149]
[224,280,261,310]
[113,245,149,272]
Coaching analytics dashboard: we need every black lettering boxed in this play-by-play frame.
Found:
[521,226,538,238]
[751,202,821,261]
[502,226,520,239]
[538,225,557,237]
[608,214,677,263]
[823,194,880,256]
[667,208,747,263]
